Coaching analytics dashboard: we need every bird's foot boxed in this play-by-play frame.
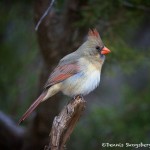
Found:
[73,94,83,100]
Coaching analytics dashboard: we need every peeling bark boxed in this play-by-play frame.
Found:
[46,96,86,150]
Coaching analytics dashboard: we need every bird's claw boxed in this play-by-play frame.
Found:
[73,94,83,100]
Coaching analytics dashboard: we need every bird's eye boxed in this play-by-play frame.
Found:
[96,46,100,51]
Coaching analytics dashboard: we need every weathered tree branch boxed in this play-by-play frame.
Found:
[45,96,86,150]
[0,111,24,150]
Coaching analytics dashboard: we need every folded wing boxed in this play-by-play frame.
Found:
[44,62,80,89]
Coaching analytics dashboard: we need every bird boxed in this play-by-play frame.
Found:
[19,29,111,124]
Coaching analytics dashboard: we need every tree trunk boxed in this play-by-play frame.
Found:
[22,0,88,149]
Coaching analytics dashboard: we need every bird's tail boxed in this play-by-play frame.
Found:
[18,90,48,124]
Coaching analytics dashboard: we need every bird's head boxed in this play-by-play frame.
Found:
[78,29,111,60]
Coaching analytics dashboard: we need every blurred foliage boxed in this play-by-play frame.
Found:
[55,0,150,65]
[0,1,40,118]
[79,0,149,27]
[79,0,150,61]
[69,84,150,150]
[0,0,150,149]
[68,0,150,149]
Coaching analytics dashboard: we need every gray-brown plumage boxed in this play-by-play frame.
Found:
[19,29,111,124]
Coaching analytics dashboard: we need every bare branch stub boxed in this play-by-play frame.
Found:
[45,96,86,150]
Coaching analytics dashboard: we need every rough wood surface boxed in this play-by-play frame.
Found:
[45,96,86,150]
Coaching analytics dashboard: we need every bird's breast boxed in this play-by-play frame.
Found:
[61,58,101,97]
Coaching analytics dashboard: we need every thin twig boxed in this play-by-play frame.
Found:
[122,1,150,12]
[35,0,56,31]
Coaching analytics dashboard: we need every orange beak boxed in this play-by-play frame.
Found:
[101,46,111,55]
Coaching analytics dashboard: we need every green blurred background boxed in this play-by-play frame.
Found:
[0,0,150,150]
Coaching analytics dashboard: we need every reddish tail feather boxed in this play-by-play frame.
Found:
[18,91,47,124]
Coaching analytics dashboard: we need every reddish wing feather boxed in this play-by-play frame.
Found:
[44,63,80,88]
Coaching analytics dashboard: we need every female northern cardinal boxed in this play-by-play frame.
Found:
[19,29,111,124]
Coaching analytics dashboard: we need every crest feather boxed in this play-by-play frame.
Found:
[87,28,103,46]
[88,28,100,39]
